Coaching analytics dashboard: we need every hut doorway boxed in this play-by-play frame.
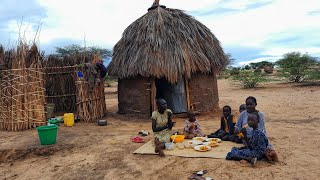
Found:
[155,78,187,113]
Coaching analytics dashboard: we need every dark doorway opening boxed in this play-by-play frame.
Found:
[155,78,187,113]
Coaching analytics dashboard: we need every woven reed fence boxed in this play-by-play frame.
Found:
[44,66,79,113]
[76,79,106,123]
[0,43,107,130]
[0,44,46,131]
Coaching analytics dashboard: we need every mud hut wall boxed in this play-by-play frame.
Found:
[118,77,151,118]
[189,73,219,113]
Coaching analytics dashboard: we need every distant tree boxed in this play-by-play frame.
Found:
[224,53,236,69]
[250,61,274,69]
[244,65,251,70]
[232,70,267,88]
[55,44,112,59]
[276,52,318,82]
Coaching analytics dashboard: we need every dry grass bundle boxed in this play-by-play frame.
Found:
[108,5,227,83]
[0,43,46,131]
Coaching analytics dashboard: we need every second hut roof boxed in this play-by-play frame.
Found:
[108,5,228,83]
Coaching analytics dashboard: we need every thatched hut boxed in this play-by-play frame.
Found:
[107,1,227,117]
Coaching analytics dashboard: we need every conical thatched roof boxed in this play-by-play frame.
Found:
[108,5,227,83]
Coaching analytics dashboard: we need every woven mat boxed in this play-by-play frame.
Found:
[133,140,243,159]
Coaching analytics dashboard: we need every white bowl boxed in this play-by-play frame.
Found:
[165,143,175,150]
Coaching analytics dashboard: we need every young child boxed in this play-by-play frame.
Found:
[226,112,269,166]
[183,111,204,139]
[208,106,237,141]
[239,104,246,113]
[234,104,247,143]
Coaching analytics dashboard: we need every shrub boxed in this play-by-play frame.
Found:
[105,75,114,87]
[276,52,318,82]
[230,68,240,76]
[232,70,267,88]
[217,70,231,79]
[254,68,262,73]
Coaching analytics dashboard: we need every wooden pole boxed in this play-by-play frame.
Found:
[185,76,191,111]
[151,78,157,112]
[152,0,160,6]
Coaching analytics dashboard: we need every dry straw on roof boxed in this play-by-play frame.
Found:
[108,5,227,83]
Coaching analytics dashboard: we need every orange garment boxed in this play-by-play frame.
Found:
[224,116,237,133]
[237,124,249,138]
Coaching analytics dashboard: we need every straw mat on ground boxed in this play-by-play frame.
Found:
[133,140,243,159]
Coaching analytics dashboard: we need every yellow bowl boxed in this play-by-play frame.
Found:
[170,135,185,143]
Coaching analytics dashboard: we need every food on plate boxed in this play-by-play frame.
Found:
[204,141,219,147]
[194,145,211,152]
[188,140,203,145]
[193,137,205,141]
[200,146,209,151]
[206,138,222,143]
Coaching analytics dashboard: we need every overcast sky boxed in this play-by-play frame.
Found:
[1,0,319,65]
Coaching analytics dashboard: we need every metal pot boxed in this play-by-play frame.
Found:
[97,120,107,126]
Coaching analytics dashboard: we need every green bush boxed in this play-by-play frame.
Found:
[232,70,267,88]
[230,68,240,76]
[105,75,115,87]
[254,68,262,73]
[276,52,319,82]
[217,70,231,79]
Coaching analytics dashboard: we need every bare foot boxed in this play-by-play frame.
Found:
[266,149,279,162]
[157,148,165,157]
[240,159,248,164]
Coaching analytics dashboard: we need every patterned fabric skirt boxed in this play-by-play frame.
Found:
[226,147,265,160]
[153,129,172,145]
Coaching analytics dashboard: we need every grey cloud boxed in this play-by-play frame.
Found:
[0,0,46,44]
[190,0,273,17]
[265,28,320,48]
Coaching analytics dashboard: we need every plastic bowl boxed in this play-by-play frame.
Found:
[170,135,185,143]
[165,143,175,150]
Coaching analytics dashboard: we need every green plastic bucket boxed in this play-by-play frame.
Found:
[36,125,58,145]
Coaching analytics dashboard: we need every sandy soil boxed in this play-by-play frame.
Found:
[0,79,319,180]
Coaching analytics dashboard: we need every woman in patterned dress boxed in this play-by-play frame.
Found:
[152,98,175,156]
[226,112,269,166]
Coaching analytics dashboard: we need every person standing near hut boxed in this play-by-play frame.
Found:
[152,98,175,156]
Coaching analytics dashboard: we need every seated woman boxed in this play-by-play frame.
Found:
[235,96,267,137]
[226,112,269,166]
[152,98,175,156]
[235,96,278,162]
[183,111,205,139]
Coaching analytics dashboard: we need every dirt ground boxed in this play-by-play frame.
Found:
[0,79,319,180]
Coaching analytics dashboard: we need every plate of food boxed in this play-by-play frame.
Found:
[188,140,203,145]
[206,138,222,143]
[194,145,211,152]
[203,141,219,147]
[192,137,206,141]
